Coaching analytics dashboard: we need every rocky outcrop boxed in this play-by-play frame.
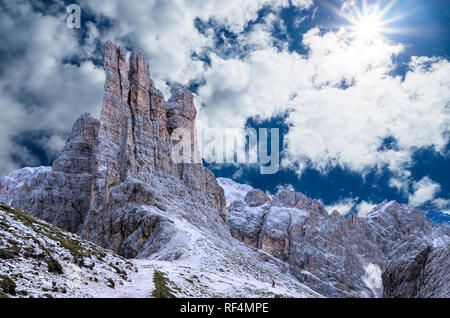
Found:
[52,113,100,175]
[244,189,270,207]
[165,83,225,214]
[0,42,225,259]
[0,113,99,233]
[382,234,449,298]
[218,178,449,298]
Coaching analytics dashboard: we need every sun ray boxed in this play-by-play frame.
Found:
[322,0,416,43]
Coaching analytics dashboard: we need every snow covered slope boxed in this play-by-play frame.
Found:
[0,202,319,298]
[0,202,136,298]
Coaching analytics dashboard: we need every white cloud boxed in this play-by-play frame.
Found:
[0,2,104,175]
[432,198,450,214]
[325,197,356,215]
[197,48,306,129]
[275,183,296,193]
[408,177,441,207]
[325,199,378,217]
[433,198,450,210]
[356,201,377,217]
[195,24,449,185]
[388,170,412,195]
[389,175,449,211]
[284,30,449,177]
[80,0,313,96]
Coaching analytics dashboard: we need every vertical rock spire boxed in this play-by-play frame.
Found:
[96,42,135,186]
[129,49,151,113]
[52,112,100,175]
[127,48,178,182]
[104,42,130,102]
[84,42,135,244]
[166,83,200,162]
[166,84,225,213]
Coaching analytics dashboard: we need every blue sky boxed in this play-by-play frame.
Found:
[0,0,448,216]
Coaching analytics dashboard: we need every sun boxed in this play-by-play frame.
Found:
[346,3,387,42]
[332,0,409,43]
[351,12,383,41]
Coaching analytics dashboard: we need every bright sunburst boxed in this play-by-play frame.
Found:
[346,1,390,42]
[334,0,411,43]
[350,10,384,40]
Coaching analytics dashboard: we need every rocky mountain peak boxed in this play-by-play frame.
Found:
[166,84,196,134]
[52,112,99,175]
[0,42,225,257]
[104,42,130,102]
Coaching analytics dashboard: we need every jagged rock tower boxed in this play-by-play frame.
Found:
[0,43,225,258]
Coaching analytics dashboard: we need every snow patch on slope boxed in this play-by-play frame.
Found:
[363,263,383,297]
[218,178,254,206]
[130,210,321,298]
[364,200,395,219]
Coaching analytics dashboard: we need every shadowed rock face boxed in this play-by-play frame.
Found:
[218,178,450,298]
[52,113,100,175]
[382,232,450,298]
[244,189,270,207]
[0,42,225,258]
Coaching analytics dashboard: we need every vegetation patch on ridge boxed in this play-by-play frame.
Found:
[152,270,176,298]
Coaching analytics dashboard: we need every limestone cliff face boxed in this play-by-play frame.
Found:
[0,42,225,258]
[218,178,449,298]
